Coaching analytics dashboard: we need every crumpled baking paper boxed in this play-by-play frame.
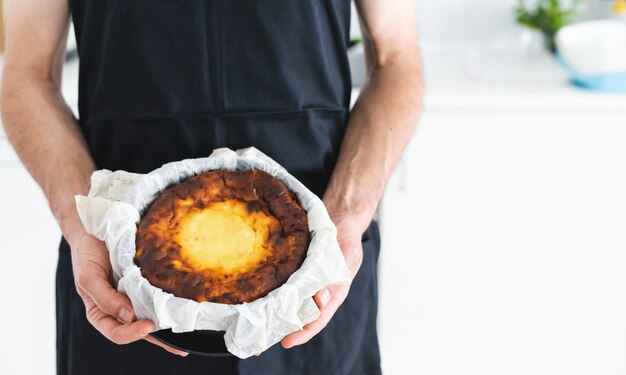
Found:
[74,146,351,358]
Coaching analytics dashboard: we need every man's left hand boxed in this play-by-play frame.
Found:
[280,208,367,348]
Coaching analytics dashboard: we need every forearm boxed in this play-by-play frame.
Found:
[324,58,424,233]
[1,68,95,243]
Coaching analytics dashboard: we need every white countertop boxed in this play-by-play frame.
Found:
[417,42,626,113]
[352,41,626,113]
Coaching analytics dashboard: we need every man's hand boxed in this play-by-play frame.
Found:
[280,208,366,349]
[69,230,189,356]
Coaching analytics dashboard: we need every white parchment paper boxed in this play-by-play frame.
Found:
[74,147,351,358]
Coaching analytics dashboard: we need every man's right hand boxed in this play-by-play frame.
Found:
[68,230,188,356]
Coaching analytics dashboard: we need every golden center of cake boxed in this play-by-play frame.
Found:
[135,170,310,304]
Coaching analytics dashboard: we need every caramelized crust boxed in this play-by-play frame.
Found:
[135,170,310,304]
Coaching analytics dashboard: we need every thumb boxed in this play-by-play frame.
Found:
[78,273,135,323]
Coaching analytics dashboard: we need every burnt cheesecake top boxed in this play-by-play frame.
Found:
[135,169,310,304]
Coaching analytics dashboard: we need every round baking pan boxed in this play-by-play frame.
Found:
[151,329,232,357]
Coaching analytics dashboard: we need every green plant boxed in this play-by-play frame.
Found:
[515,0,583,53]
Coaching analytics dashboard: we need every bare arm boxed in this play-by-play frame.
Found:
[325,0,423,232]
[1,0,92,240]
[1,0,184,355]
[282,0,423,347]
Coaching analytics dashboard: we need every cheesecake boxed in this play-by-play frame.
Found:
[135,169,310,304]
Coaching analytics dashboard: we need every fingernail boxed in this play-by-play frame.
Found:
[179,352,189,357]
[118,308,132,324]
[141,329,152,337]
[319,289,331,307]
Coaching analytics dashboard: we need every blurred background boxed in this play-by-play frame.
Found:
[1,0,626,374]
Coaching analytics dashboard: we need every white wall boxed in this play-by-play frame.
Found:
[415,0,519,41]
[351,0,614,43]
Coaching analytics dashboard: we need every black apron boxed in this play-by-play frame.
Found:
[57,1,382,374]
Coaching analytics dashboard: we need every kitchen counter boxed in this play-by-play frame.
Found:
[352,42,626,113]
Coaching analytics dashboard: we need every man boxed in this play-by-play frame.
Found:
[1,0,423,374]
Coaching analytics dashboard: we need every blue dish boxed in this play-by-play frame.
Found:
[556,53,626,92]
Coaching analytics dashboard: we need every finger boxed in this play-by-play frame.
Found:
[314,288,332,308]
[84,298,154,345]
[77,271,135,323]
[314,284,348,310]
[281,289,346,348]
[101,316,154,345]
[281,299,336,348]
[144,335,189,357]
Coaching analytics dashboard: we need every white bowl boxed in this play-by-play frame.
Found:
[556,20,626,76]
